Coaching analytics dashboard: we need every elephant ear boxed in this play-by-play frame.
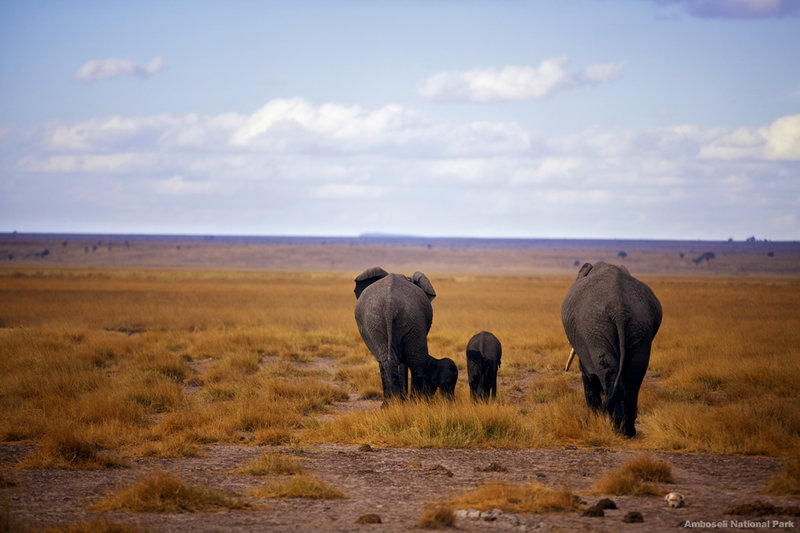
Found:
[411,271,436,301]
[354,266,389,299]
[577,262,593,279]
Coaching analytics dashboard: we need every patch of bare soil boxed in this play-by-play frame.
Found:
[2,442,798,533]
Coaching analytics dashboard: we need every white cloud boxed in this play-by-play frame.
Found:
[74,56,165,81]
[418,57,625,102]
[153,175,215,195]
[20,153,154,174]
[230,98,531,156]
[312,184,390,199]
[698,114,800,160]
[6,101,799,239]
[763,114,800,160]
[230,98,428,150]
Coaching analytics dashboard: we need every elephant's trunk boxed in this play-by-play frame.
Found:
[564,348,576,372]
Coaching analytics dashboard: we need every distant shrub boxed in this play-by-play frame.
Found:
[692,252,715,265]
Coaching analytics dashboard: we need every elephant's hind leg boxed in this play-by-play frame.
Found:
[378,355,405,401]
[619,388,639,437]
[582,374,603,411]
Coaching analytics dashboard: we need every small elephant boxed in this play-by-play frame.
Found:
[421,354,458,398]
[466,331,502,400]
[561,262,662,437]
[354,266,442,400]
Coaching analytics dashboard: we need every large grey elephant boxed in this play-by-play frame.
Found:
[354,266,456,400]
[466,331,501,400]
[561,262,662,437]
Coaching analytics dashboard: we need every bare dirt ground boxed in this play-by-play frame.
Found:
[2,441,797,533]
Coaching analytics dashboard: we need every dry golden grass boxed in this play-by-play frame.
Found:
[38,519,147,533]
[765,458,800,495]
[417,504,456,529]
[591,455,674,496]
[232,451,306,476]
[251,474,347,500]
[16,425,128,470]
[449,481,583,513]
[1,268,798,459]
[87,470,251,513]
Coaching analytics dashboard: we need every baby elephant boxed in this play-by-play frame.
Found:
[420,354,458,399]
[466,331,502,400]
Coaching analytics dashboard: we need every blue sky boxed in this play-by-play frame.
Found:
[1,0,799,240]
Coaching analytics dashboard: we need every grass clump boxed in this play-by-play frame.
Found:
[449,481,582,514]
[765,458,800,495]
[418,503,456,529]
[233,451,305,476]
[306,397,538,448]
[252,473,347,500]
[88,470,251,513]
[17,426,127,470]
[39,518,147,533]
[592,455,674,496]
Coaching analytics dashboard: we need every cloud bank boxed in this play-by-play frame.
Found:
[418,57,626,102]
[74,56,165,81]
[3,99,798,239]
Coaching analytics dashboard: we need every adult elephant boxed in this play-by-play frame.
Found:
[354,266,452,400]
[561,262,662,437]
[466,331,501,400]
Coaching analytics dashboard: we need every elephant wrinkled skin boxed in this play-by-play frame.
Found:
[561,262,662,437]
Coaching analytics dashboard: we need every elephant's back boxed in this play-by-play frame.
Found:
[355,274,432,323]
[467,331,501,357]
[561,265,661,339]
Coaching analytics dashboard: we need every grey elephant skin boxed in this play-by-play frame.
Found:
[354,266,457,400]
[466,331,501,400]
[561,262,662,437]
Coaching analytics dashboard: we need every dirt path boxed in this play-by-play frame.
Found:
[2,442,797,532]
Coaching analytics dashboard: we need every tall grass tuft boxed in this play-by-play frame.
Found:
[449,481,583,514]
[765,458,800,495]
[17,425,127,469]
[417,504,456,529]
[592,455,674,496]
[306,397,539,448]
[251,474,347,500]
[88,470,251,512]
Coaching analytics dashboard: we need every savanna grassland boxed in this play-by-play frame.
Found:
[1,234,799,532]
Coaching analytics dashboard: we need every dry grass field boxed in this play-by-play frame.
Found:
[1,233,799,532]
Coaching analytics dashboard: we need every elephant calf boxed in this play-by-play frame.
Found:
[561,262,662,437]
[354,266,455,400]
[420,354,458,398]
[466,331,501,400]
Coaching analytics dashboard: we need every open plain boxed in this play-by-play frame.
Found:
[1,233,799,532]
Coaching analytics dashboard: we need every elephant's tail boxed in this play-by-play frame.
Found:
[603,319,627,410]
